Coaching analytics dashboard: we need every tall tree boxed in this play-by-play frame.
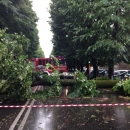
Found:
[85,0,130,78]
[50,0,130,78]
[34,45,45,58]
[0,0,42,58]
[50,0,82,70]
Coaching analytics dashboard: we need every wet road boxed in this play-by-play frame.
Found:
[23,93,130,130]
[0,101,26,130]
[1,88,130,130]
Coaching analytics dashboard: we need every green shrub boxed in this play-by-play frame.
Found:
[32,55,62,99]
[68,70,99,98]
[96,76,110,80]
[123,80,130,95]
[96,80,118,88]
[113,76,120,80]
[0,29,32,101]
[112,80,124,94]
[112,79,130,95]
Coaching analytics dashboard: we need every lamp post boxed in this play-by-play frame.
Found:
[66,35,68,38]
[88,61,90,80]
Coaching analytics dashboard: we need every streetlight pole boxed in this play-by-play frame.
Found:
[87,61,90,80]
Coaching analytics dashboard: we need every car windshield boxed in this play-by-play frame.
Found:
[127,71,130,74]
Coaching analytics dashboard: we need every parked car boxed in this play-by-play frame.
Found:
[114,70,129,79]
[86,69,107,79]
[125,70,130,78]
[98,69,107,76]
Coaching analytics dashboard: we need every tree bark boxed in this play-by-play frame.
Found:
[92,58,98,79]
[108,59,114,79]
[31,79,75,87]
[108,67,114,79]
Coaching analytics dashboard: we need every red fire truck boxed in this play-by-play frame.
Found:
[29,56,68,73]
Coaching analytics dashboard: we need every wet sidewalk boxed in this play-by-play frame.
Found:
[23,93,130,130]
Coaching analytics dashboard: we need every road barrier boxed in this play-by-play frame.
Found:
[0,103,130,108]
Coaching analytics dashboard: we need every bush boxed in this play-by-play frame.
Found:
[68,70,99,98]
[96,80,118,88]
[112,79,130,95]
[32,55,62,99]
[0,29,32,101]
[96,76,110,80]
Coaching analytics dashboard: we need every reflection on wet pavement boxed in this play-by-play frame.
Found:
[24,94,130,130]
[33,108,54,130]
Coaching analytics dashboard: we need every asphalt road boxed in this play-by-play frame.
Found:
[0,88,130,130]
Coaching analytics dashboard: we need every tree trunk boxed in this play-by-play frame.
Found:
[108,59,114,79]
[60,86,69,100]
[108,67,114,79]
[92,58,98,79]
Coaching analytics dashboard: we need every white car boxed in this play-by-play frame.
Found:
[114,70,129,75]
[126,70,130,77]
[114,70,129,79]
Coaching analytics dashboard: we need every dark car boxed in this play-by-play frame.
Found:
[98,69,107,76]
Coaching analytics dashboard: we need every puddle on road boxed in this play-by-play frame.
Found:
[24,94,130,130]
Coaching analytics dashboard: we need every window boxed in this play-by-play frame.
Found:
[127,71,130,74]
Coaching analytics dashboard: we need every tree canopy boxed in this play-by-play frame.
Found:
[50,0,130,74]
[0,0,44,58]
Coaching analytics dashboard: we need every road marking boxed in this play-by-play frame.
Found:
[9,100,30,130]
[18,99,35,130]
[9,86,39,130]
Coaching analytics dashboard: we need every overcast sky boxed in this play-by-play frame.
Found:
[32,0,53,58]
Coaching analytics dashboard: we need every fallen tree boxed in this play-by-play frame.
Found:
[31,79,75,87]
[31,71,75,87]
[31,70,119,99]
